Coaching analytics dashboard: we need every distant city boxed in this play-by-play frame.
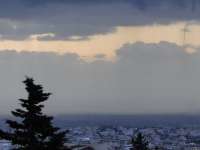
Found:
[67,126,200,150]
[1,114,200,150]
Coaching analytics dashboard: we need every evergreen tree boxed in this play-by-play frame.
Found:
[154,146,164,150]
[131,132,150,150]
[0,77,69,150]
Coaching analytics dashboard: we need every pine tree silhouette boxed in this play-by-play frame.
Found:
[0,77,70,150]
[131,132,150,150]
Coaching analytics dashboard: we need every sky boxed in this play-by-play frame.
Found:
[0,0,200,115]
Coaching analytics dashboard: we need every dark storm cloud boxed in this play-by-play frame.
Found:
[0,42,200,114]
[0,0,200,40]
[4,0,200,20]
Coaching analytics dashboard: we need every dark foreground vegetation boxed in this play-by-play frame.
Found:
[0,77,152,150]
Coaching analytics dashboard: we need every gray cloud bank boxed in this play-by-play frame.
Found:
[0,42,200,115]
[0,0,200,40]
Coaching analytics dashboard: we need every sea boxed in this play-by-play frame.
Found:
[1,114,200,128]
[52,114,200,128]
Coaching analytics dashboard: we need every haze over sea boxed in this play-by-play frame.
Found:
[51,114,200,128]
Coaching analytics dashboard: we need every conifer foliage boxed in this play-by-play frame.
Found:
[0,77,69,150]
[131,132,150,150]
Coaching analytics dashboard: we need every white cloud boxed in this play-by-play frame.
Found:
[29,33,55,40]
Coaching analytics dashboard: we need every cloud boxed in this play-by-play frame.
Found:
[0,22,199,60]
[0,0,199,116]
[29,33,55,40]
[0,42,200,115]
[0,0,199,40]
